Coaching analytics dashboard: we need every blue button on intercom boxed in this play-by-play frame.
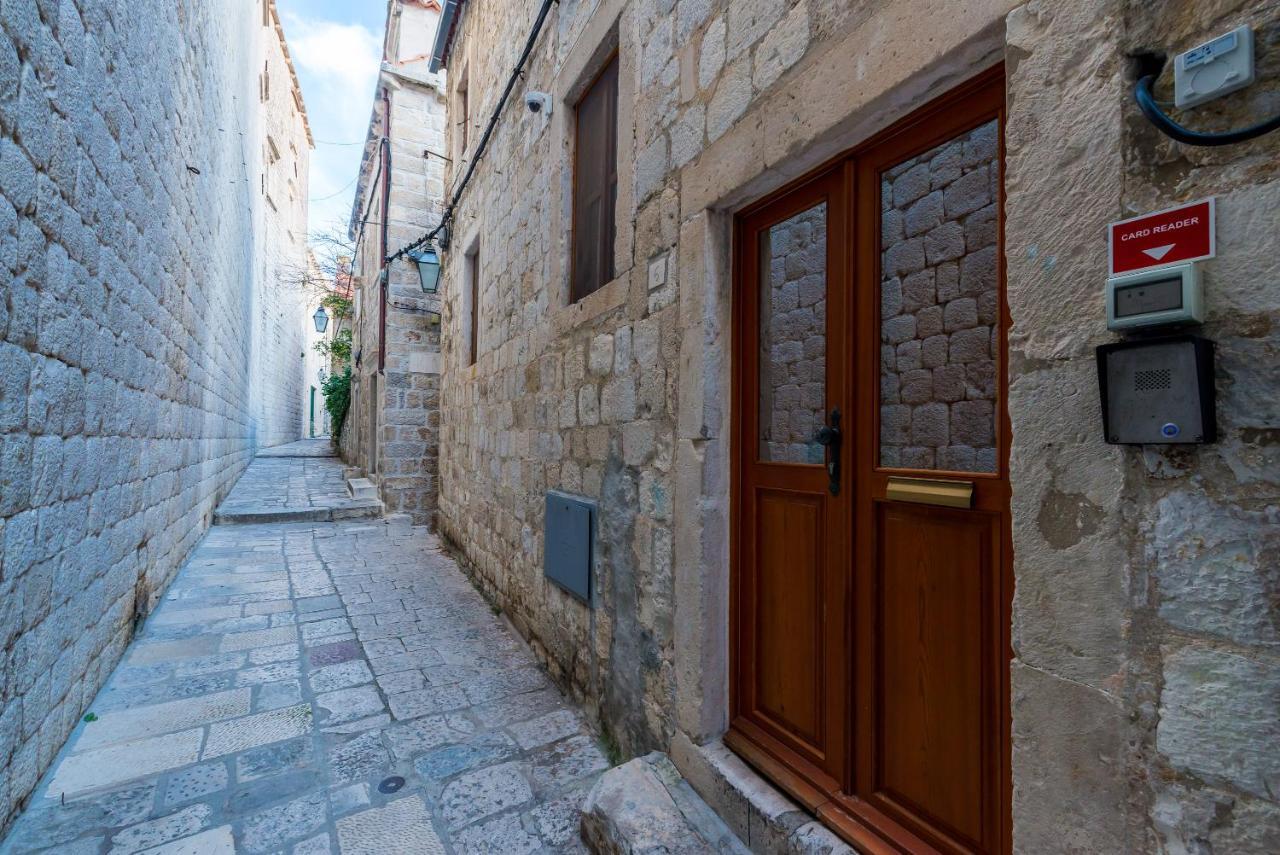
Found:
[1161,422,1181,438]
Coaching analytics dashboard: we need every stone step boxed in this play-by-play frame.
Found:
[581,752,751,855]
[347,477,378,500]
[212,500,382,525]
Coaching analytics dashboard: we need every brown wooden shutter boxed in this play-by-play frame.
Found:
[572,56,619,302]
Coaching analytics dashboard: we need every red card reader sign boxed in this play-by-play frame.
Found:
[1109,198,1215,276]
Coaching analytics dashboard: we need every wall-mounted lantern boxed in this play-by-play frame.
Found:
[313,306,329,333]
[409,247,441,293]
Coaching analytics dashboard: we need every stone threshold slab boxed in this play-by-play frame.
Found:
[212,502,382,525]
[668,734,859,855]
[582,751,751,854]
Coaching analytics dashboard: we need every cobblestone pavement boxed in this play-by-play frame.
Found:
[214,446,381,524]
[2,465,606,853]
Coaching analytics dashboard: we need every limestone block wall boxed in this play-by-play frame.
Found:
[879,119,999,472]
[0,0,266,833]
[759,204,827,464]
[251,4,311,449]
[342,0,447,526]
[434,0,1280,849]
[375,80,446,525]
[1005,2,1280,850]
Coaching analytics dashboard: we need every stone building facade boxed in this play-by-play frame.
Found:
[342,0,448,526]
[0,0,308,834]
[251,1,313,447]
[428,0,1280,851]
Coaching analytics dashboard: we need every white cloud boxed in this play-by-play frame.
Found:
[282,13,382,239]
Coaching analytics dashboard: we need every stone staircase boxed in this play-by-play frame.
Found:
[211,441,383,525]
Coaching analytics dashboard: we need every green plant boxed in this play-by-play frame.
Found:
[322,366,352,442]
[320,293,353,320]
[314,327,352,365]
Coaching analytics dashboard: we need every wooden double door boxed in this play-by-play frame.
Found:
[728,71,1011,855]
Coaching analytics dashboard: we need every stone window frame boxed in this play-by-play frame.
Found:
[547,0,637,327]
[454,61,471,160]
[463,232,481,366]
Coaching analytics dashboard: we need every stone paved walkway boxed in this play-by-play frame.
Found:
[213,445,381,524]
[2,457,607,854]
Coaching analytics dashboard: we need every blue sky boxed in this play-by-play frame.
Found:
[277,0,388,241]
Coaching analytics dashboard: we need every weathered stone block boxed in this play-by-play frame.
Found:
[1153,493,1280,648]
[949,327,988,363]
[915,304,943,339]
[933,365,965,403]
[944,165,990,218]
[921,334,948,368]
[910,402,948,446]
[881,314,916,345]
[697,17,725,90]
[706,56,749,142]
[904,190,943,237]
[1158,644,1280,800]
[943,297,978,332]
[900,268,935,314]
[923,219,965,265]
[752,0,808,91]
[880,404,909,447]
[950,400,993,446]
[892,162,931,208]
[900,369,932,405]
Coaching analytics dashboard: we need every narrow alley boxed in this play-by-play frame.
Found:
[3,0,1279,852]
[2,444,605,853]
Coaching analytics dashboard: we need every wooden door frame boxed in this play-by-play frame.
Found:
[728,65,1010,854]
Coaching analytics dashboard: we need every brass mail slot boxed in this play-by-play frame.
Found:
[885,476,974,508]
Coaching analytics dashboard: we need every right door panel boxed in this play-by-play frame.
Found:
[849,71,1010,855]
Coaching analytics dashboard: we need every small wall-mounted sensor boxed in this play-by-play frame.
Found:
[1175,26,1255,109]
[524,91,553,115]
[1106,262,1203,331]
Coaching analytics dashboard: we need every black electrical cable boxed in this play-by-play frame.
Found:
[387,0,558,263]
[1135,74,1280,146]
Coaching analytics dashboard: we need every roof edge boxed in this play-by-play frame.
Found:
[428,0,461,73]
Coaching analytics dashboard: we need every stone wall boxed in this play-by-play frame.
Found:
[880,119,999,472]
[343,0,446,526]
[1005,2,1280,850]
[0,0,278,834]
[433,0,1280,850]
[759,204,827,464]
[251,1,311,448]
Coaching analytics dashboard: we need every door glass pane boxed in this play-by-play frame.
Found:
[879,120,999,472]
[759,202,827,464]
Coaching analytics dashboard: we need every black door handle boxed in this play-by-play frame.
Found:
[812,408,842,496]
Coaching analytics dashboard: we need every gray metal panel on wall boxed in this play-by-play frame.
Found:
[544,491,594,602]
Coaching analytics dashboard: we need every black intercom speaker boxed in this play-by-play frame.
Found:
[1097,335,1216,444]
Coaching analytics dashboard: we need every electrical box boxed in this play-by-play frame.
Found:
[1106,263,1203,331]
[544,491,594,603]
[1097,336,1215,445]
[1175,26,1255,109]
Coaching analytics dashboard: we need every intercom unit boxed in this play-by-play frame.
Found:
[1097,336,1216,445]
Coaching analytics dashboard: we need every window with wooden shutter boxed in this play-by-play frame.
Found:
[571,55,619,303]
[468,243,480,365]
